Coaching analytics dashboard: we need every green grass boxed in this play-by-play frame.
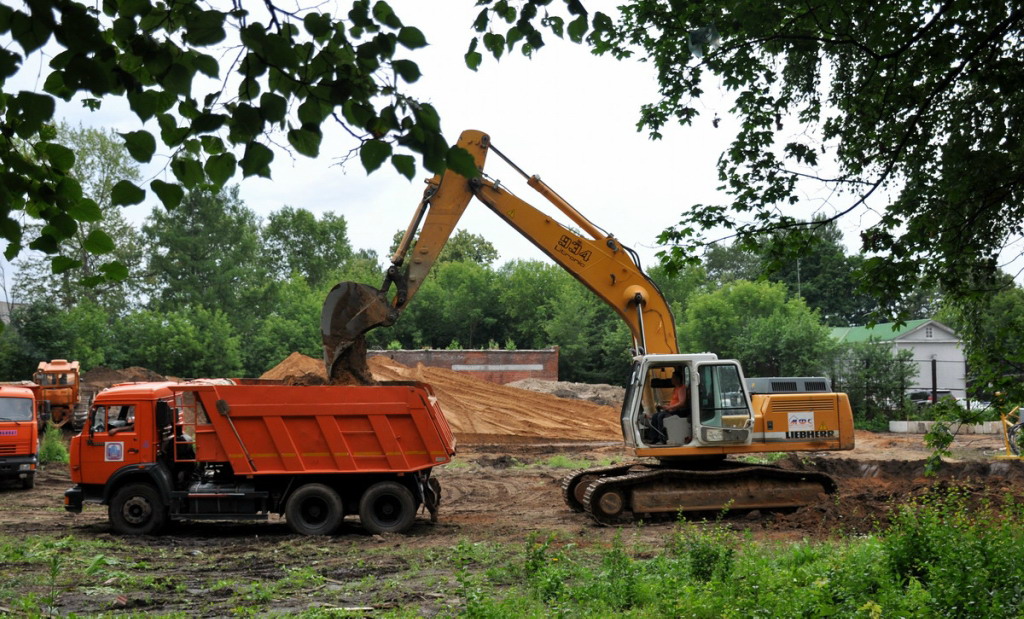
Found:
[2,487,1021,616]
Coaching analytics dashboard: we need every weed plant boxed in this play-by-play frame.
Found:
[38,422,69,464]
[457,489,1024,617]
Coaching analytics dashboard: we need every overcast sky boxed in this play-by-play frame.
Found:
[5,1,888,292]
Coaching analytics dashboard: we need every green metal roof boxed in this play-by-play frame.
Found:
[830,319,932,343]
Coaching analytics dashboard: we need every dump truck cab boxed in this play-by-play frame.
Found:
[0,385,40,489]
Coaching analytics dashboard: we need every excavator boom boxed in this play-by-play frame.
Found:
[321,130,677,373]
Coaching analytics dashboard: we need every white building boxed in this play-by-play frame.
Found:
[831,319,967,398]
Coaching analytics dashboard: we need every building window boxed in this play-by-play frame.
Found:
[925,326,933,338]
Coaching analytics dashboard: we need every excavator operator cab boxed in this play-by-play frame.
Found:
[622,354,755,449]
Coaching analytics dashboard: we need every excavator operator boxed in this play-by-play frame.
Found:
[650,368,688,444]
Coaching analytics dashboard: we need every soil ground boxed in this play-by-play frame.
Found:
[1,430,1022,615]
[3,356,1022,614]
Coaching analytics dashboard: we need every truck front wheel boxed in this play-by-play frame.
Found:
[109,483,167,535]
[359,482,415,534]
[286,483,344,535]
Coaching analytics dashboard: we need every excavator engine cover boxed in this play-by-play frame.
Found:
[321,282,398,383]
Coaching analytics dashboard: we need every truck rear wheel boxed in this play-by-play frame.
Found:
[359,481,415,534]
[286,483,344,536]
[109,483,167,535]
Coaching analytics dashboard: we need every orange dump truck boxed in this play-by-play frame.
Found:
[64,379,455,535]
[0,384,40,489]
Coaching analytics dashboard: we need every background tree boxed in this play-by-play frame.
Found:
[938,278,1024,405]
[262,207,353,288]
[759,220,879,326]
[389,229,500,266]
[471,2,1024,319]
[679,280,835,377]
[832,340,919,425]
[142,186,269,329]
[13,124,145,315]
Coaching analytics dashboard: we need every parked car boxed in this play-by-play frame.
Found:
[909,390,954,408]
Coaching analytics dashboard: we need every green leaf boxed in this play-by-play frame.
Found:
[68,199,103,222]
[127,89,158,121]
[111,180,146,206]
[194,53,219,78]
[287,128,322,158]
[51,256,82,274]
[11,11,51,54]
[391,154,415,180]
[303,13,332,38]
[14,91,55,137]
[483,33,505,60]
[171,157,204,188]
[119,130,157,163]
[240,142,274,177]
[45,143,75,172]
[260,93,287,123]
[465,51,482,71]
[360,140,392,173]
[447,146,479,178]
[99,261,130,281]
[150,180,184,210]
[162,62,194,96]
[192,113,226,133]
[184,10,227,46]
[204,153,236,187]
[397,26,427,49]
[567,15,588,43]
[392,59,420,83]
[83,229,115,255]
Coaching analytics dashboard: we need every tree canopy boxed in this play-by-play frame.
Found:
[0,1,477,288]
[470,1,1024,319]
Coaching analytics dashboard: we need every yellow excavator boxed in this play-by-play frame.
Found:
[322,130,855,524]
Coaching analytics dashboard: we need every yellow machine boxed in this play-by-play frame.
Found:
[322,130,855,524]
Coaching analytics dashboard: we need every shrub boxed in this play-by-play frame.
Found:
[38,423,69,464]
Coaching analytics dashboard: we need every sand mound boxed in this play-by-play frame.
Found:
[81,366,167,389]
[260,352,327,381]
[262,352,621,442]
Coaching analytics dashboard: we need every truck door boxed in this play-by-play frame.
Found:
[79,403,143,485]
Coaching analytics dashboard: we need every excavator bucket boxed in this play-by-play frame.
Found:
[320,282,398,383]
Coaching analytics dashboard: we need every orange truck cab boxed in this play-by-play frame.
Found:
[0,385,40,489]
[65,379,455,536]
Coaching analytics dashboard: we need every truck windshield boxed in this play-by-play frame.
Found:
[0,397,34,421]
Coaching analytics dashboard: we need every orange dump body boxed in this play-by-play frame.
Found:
[177,381,456,475]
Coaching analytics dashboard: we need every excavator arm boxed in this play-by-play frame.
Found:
[321,130,678,379]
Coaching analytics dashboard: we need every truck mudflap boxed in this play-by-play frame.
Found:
[64,486,84,513]
[422,475,441,523]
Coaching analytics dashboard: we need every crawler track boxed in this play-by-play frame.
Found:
[564,462,837,525]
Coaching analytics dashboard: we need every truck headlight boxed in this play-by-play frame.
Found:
[18,463,33,471]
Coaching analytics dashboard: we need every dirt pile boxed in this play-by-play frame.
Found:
[506,378,625,408]
[261,352,621,442]
[260,352,328,382]
[80,366,167,391]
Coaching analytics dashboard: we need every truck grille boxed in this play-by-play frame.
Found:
[0,444,16,456]
[769,397,836,412]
